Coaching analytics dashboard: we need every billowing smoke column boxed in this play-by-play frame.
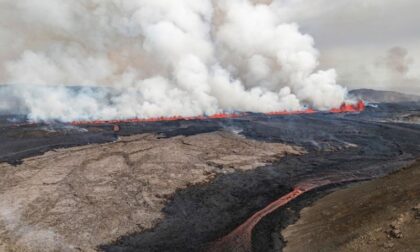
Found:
[0,0,347,122]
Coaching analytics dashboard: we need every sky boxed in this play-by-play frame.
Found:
[280,0,420,94]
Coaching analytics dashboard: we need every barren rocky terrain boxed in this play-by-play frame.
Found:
[1,101,420,252]
[0,132,301,252]
[282,162,420,252]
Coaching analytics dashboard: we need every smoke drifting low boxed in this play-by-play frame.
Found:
[0,0,347,122]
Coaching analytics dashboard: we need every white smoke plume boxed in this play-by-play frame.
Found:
[0,0,347,122]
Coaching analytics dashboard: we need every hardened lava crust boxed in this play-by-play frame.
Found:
[1,102,420,252]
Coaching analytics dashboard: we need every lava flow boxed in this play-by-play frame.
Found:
[207,188,305,252]
[71,101,365,126]
[208,177,371,252]
[70,113,244,126]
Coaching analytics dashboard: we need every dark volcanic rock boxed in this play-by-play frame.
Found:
[101,104,420,252]
[0,132,298,252]
[2,103,420,252]
[281,162,420,252]
[0,123,117,165]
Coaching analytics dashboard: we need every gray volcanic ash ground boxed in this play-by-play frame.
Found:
[0,90,420,252]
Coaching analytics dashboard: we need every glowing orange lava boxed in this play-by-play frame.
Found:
[208,188,306,252]
[208,176,371,252]
[70,100,366,126]
[330,100,366,113]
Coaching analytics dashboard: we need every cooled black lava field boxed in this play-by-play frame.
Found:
[1,102,420,252]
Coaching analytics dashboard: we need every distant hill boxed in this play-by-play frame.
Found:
[349,89,420,103]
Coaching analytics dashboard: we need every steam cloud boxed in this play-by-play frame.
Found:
[0,0,347,122]
[382,47,413,76]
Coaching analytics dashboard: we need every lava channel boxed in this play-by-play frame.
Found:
[208,176,371,252]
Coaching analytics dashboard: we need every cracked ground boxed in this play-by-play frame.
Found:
[0,132,302,252]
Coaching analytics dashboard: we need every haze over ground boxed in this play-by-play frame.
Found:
[286,0,420,94]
